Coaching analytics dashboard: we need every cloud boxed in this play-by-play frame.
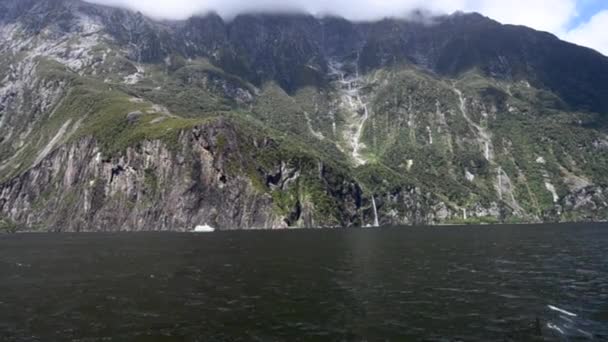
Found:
[471,0,577,33]
[86,0,458,20]
[84,0,606,56]
[84,0,574,26]
[562,10,608,55]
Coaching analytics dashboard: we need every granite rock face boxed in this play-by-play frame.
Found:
[0,119,388,230]
[1,121,270,230]
[1,119,325,230]
[1,0,607,230]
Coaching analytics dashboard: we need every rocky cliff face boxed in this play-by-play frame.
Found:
[0,0,607,231]
[0,117,457,230]
[1,120,273,231]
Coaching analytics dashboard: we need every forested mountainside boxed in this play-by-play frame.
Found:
[1,0,607,231]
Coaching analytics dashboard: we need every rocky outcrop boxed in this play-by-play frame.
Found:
[1,0,608,230]
[559,186,608,222]
[0,119,373,231]
[0,120,276,231]
[1,117,605,231]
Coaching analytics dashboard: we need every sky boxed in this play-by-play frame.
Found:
[86,0,608,56]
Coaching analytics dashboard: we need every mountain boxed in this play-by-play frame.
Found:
[1,0,607,231]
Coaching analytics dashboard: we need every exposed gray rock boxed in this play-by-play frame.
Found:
[562,186,608,221]
[1,0,608,230]
[126,111,143,124]
[0,123,272,231]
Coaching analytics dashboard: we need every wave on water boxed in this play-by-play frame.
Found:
[544,305,599,339]
[548,305,578,317]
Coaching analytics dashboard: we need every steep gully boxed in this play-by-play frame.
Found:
[328,59,371,167]
[454,86,524,214]
[327,58,380,227]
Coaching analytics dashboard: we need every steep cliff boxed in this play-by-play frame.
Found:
[1,0,607,230]
[0,117,456,230]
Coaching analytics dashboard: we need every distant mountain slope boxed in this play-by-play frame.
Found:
[0,0,607,231]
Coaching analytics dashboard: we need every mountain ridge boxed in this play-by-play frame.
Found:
[4,0,607,111]
[1,0,607,231]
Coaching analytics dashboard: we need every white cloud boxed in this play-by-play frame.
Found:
[470,0,577,33]
[562,10,608,55]
[84,0,607,56]
[85,0,575,26]
[86,0,459,20]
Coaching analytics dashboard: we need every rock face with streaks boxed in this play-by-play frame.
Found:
[0,118,372,230]
[1,0,608,230]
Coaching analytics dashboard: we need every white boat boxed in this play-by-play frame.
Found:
[193,224,216,233]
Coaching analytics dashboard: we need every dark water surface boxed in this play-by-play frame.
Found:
[1,224,607,341]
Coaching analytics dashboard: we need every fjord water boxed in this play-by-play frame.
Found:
[1,224,607,341]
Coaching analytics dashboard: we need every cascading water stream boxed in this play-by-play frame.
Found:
[372,196,380,227]
[328,59,371,166]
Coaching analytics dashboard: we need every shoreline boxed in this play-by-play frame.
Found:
[4,221,608,234]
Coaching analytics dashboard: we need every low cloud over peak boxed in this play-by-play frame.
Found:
[86,0,455,21]
[84,0,608,55]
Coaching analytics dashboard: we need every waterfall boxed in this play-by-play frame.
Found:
[497,167,503,200]
[454,87,493,162]
[485,142,490,160]
[352,100,370,164]
[328,59,370,166]
[372,196,380,227]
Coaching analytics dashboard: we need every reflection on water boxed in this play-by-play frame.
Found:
[0,223,607,341]
[545,304,601,339]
